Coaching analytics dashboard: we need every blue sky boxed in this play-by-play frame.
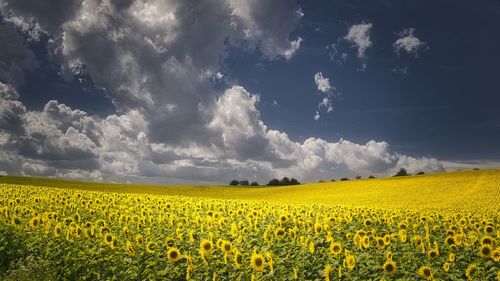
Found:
[0,0,499,184]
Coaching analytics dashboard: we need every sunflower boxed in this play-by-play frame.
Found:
[362,236,371,250]
[376,237,385,248]
[485,225,494,235]
[383,260,397,275]
[479,244,492,258]
[167,247,181,262]
[28,216,40,229]
[135,234,143,245]
[443,262,450,272]
[275,227,286,238]
[324,265,332,281]
[221,240,232,254]
[54,223,62,237]
[448,252,456,263]
[126,240,136,257]
[200,239,213,254]
[104,233,114,245]
[345,255,356,270]
[146,241,155,254]
[428,249,439,259]
[329,242,342,255]
[481,236,495,246]
[309,242,315,254]
[386,251,393,260]
[383,234,391,245]
[314,222,322,234]
[465,264,476,281]
[234,251,243,268]
[445,236,455,247]
[251,253,265,271]
[418,265,433,280]
[492,248,500,262]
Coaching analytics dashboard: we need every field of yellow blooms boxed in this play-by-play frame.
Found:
[0,169,499,280]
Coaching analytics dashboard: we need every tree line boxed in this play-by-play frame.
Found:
[229,177,300,187]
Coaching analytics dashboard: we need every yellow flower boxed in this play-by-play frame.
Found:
[418,265,433,280]
[383,260,397,275]
[345,255,356,270]
[314,222,322,234]
[221,240,232,254]
[448,252,456,263]
[492,248,500,262]
[167,247,181,262]
[443,262,450,272]
[324,264,332,281]
[428,249,439,259]
[146,241,155,254]
[386,251,393,260]
[135,234,143,245]
[479,244,492,258]
[465,264,476,281]
[329,242,342,256]
[309,242,315,254]
[251,252,265,271]
[200,239,213,254]
[126,240,136,257]
[234,251,243,268]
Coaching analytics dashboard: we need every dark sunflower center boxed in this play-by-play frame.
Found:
[386,264,394,271]
[334,246,340,252]
[225,244,231,251]
[482,247,490,255]
[204,243,211,250]
[170,251,178,259]
[255,258,262,267]
[424,269,430,276]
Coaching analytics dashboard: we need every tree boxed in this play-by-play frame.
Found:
[250,181,259,186]
[368,175,375,179]
[416,171,425,175]
[340,177,349,181]
[331,179,336,182]
[280,177,291,186]
[318,180,325,183]
[355,175,362,180]
[290,178,300,185]
[394,168,408,177]
[267,178,280,186]
[229,180,239,186]
[239,180,249,186]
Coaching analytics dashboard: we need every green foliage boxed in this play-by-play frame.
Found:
[2,255,56,281]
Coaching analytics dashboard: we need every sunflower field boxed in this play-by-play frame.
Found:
[0,170,499,280]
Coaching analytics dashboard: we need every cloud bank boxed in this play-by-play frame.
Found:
[0,0,443,184]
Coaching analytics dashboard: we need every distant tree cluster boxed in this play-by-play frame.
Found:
[267,177,300,186]
[229,180,259,186]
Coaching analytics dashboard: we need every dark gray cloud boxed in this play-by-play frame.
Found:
[0,25,38,86]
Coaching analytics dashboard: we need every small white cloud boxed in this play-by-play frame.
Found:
[283,37,302,60]
[313,111,320,121]
[314,72,331,93]
[319,97,333,112]
[344,22,373,58]
[393,28,427,57]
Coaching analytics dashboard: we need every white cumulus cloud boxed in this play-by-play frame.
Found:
[393,28,427,57]
[344,22,373,58]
